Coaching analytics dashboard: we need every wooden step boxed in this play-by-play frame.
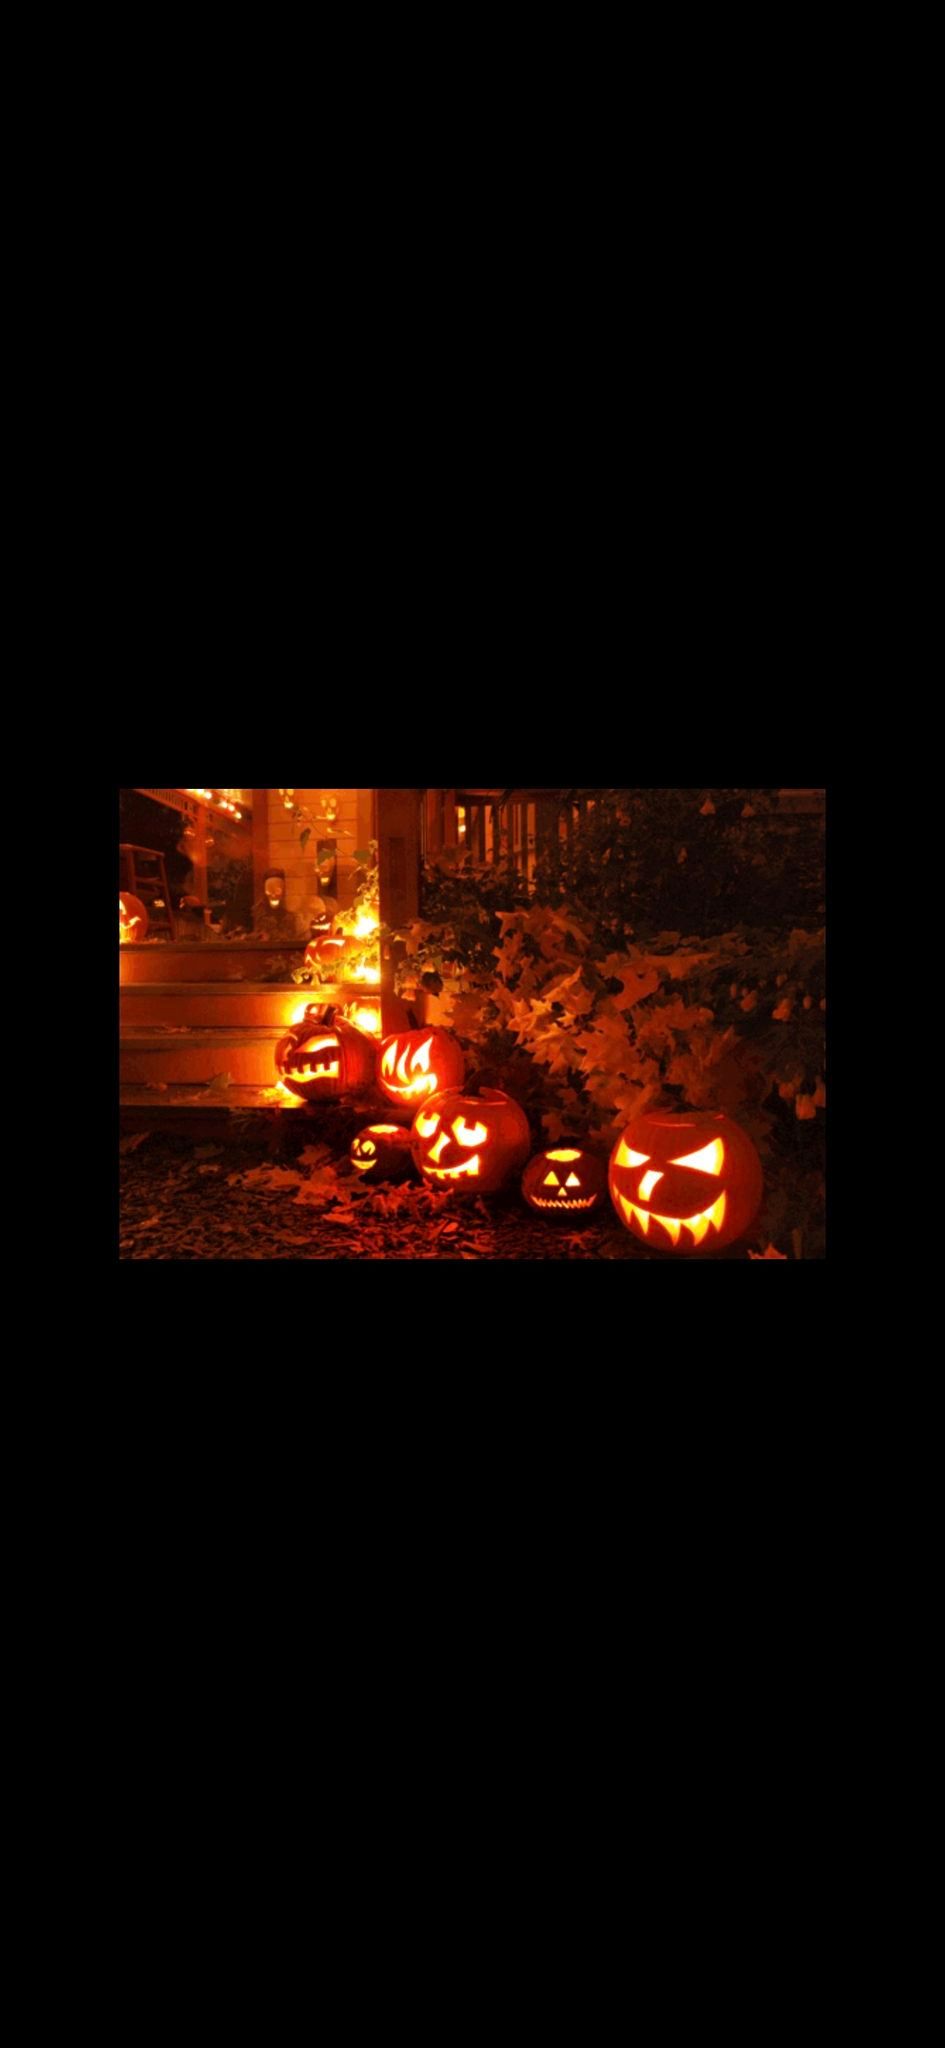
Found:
[121,1028,286,1086]
[120,943,308,985]
[119,983,339,1030]
[120,1083,310,1138]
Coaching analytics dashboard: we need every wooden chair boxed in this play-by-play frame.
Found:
[120,845,177,939]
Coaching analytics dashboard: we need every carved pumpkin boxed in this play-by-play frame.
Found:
[349,1124,415,1183]
[411,1088,531,1194]
[304,934,352,978]
[275,1007,376,1102]
[609,1110,763,1254]
[522,1148,608,1217]
[119,892,148,943]
[377,1029,466,1109]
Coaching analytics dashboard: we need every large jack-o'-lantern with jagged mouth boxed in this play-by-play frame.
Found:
[349,1124,415,1183]
[411,1088,531,1194]
[275,1007,376,1103]
[523,1148,608,1217]
[377,1029,465,1110]
[608,1110,763,1253]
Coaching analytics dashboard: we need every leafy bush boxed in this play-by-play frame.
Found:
[391,790,826,1256]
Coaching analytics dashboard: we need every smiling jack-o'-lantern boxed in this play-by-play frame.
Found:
[304,934,352,979]
[275,1007,376,1102]
[411,1088,531,1194]
[377,1029,466,1110]
[119,892,148,943]
[349,1124,415,1183]
[522,1148,608,1217]
[609,1110,763,1253]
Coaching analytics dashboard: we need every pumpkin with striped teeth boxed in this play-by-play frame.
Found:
[411,1088,530,1194]
[523,1149,608,1217]
[608,1110,763,1254]
[275,1007,376,1102]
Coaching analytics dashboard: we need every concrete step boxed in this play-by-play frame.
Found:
[120,1028,286,1086]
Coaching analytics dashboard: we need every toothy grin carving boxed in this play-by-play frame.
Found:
[530,1196,597,1211]
[423,1157,481,1181]
[613,1190,727,1247]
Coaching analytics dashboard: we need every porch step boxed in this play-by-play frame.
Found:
[119,983,342,1030]
[120,943,308,985]
[120,1084,310,1138]
[120,1027,286,1086]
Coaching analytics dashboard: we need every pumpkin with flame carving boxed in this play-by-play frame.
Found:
[411,1088,531,1194]
[522,1148,608,1217]
[275,1007,376,1102]
[349,1124,415,1183]
[377,1028,465,1110]
[608,1110,763,1254]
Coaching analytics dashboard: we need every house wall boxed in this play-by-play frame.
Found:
[257,789,374,920]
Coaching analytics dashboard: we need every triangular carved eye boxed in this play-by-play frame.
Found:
[565,1174,581,1188]
[670,1140,724,1175]
[544,1170,561,1187]
[617,1143,650,1168]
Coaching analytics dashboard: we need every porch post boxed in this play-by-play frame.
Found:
[377,788,422,1031]
[251,790,270,907]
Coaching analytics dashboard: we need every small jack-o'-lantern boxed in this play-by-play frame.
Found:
[522,1148,608,1217]
[275,1007,376,1102]
[119,892,148,943]
[350,1124,415,1183]
[304,934,352,979]
[609,1109,763,1254]
[377,1029,466,1109]
[411,1088,531,1194]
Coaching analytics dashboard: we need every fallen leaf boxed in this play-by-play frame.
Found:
[242,1166,306,1191]
[119,1132,151,1153]
[748,1245,788,1260]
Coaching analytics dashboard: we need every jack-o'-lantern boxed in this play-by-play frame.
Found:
[608,1110,763,1254]
[378,1029,466,1109]
[411,1088,531,1194]
[349,1124,415,1183]
[275,1007,376,1102]
[119,892,148,943]
[522,1148,608,1217]
[304,934,352,979]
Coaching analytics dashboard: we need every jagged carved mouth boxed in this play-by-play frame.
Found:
[423,1156,481,1181]
[287,1038,341,1081]
[614,1190,727,1247]
[531,1196,598,1211]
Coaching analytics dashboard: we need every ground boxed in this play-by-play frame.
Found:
[118,1107,770,1261]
